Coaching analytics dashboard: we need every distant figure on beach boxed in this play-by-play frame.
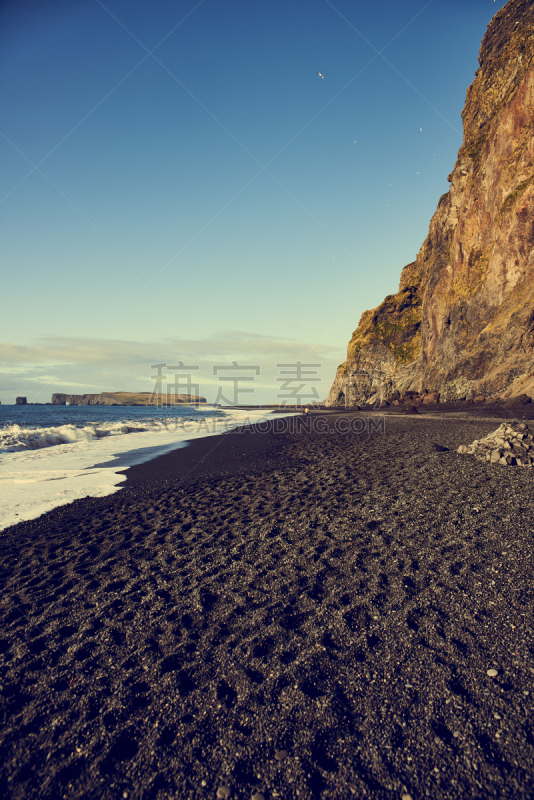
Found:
[303,407,309,417]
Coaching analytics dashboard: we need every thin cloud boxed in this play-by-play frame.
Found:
[0,334,340,367]
[0,334,340,405]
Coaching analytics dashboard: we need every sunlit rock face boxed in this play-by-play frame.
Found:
[327,0,534,406]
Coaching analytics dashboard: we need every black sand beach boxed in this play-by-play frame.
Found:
[2,410,534,799]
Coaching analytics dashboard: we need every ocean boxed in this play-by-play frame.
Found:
[0,404,292,531]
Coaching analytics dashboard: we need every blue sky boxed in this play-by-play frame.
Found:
[1,0,508,404]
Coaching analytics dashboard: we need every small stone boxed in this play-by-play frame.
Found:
[494,713,501,719]
[487,669,498,677]
[453,731,460,738]
[402,794,413,800]
[217,787,231,799]
[251,794,265,800]
[275,749,288,761]
[201,780,207,787]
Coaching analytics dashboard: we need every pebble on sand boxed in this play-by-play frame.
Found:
[275,749,288,761]
[217,787,231,799]
[487,669,498,677]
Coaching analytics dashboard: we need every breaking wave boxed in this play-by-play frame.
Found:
[0,416,225,453]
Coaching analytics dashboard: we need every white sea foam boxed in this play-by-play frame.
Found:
[0,416,222,453]
[0,408,294,531]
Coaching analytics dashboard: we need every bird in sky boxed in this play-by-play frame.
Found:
[317,72,324,79]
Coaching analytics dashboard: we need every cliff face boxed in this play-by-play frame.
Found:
[51,392,206,405]
[327,0,534,406]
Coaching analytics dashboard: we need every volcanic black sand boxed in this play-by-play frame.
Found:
[2,409,534,800]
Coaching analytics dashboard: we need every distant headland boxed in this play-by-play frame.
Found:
[50,392,206,406]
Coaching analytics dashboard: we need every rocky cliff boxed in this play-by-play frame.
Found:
[51,392,206,405]
[327,0,534,406]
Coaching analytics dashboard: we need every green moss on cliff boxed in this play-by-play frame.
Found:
[444,247,489,302]
[346,279,423,368]
[500,176,533,216]
[467,134,487,163]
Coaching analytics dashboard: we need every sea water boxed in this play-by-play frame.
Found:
[0,404,291,531]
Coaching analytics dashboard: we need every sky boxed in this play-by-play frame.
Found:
[0,0,509,405]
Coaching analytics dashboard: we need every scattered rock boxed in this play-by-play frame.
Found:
[457,423,534,467]
[487,669,498,677]
[217,787,231,799]
[275,749,288,761]
[15,397,27,405]
[432,443,449,452]
[402,405,419,415]
[505,394,532,406]
[422,391,440,404]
